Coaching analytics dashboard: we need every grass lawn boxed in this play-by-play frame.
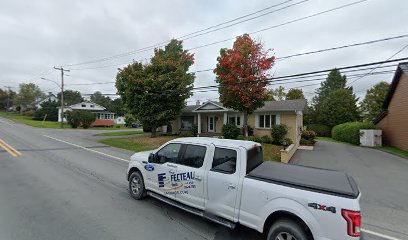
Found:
[95,131,144,137]
[99,135,283,162]
[374,146,408,158]
[99,135,178,152]
[0,111,126,130]
[263,143,284,162]
[316,136,341,143]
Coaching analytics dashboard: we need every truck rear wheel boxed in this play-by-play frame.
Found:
[129,171,146,200]
[267,219,308,240]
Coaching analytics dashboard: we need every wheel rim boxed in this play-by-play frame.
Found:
[130,176,141,195]
[276,232,296,240]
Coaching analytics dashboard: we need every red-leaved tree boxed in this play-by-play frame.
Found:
[214,34,275,137]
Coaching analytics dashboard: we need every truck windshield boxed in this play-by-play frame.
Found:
[246,146,263,174]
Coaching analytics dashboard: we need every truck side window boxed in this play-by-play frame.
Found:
[178,144,206,168]
[156,143,181,164]
[211,148,237,174]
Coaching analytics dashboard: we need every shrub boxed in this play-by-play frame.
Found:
[332,122,376,145]
[22,110,36,117]
[237,135,245,140]
[80,111,96,129]
[179,131,194,137]
[142,123,151,132]
[260,135,272,144]
[284,138,293,146]
[271,124,288,145]
[248,136,256,142]
[307,124,332,137]
[301,130,316,140]
[191,124,198,137]
[66,111,81,128]
[247,125,254,136]
[116,125,121,128]
[222,123,240,139]
[300,138,316,146]
[34,100,59,121]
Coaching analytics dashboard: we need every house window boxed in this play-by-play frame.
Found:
[181,116,194,130]
[81,104,86,107]
[228,115,241,127]
[258,114,276,129]
[90,105,94,108]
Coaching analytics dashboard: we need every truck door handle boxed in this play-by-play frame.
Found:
[194,176,202,181]
[228,184,236,189]
[169,170,176,174]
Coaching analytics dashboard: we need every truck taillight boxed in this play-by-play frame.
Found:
[342,209,361,237]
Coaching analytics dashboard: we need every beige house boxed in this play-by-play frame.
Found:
[169,99,307,144]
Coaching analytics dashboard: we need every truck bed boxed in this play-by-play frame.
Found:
[247,162,359,198]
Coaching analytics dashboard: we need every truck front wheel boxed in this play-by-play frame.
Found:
[129,171,146,200]
[267,219,309,240]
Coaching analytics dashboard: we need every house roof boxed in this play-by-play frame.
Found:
[254,99,307,112]
[58,101,106,111]
[182,99,307,113]
[374,62,408,124]
[32,93,58,105]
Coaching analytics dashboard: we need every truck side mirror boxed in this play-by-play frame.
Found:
[148,153,156,163]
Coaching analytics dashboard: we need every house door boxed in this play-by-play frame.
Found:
[208,116,215,132]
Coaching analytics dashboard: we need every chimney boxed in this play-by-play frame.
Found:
[196,100,200,106]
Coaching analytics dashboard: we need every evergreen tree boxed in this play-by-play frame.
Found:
[360,81,390,122]
[286,88,305,100]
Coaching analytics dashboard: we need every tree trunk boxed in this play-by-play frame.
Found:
[151,126,157,138]
[243,110,248,138]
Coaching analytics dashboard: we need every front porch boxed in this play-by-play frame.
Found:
[173,101,243,136]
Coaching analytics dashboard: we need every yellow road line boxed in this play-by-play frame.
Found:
[0,139,22,157]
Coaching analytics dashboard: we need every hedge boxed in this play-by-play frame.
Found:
[332,122,376,145]
[307,124,332,137]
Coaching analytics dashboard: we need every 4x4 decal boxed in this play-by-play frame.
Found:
[308,203,336,213]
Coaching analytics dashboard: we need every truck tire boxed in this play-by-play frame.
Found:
[267,219,309,240]
[129,171,146,200]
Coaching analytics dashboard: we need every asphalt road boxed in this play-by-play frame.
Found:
[292,141,408,240]
[0,117,404,240]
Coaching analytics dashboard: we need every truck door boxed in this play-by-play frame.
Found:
[171,144,207,209]
[206,147,240,222]
[144,143,182,200]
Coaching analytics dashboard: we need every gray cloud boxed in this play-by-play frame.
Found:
[1,0,407,103]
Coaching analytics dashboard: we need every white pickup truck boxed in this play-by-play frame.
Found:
[127,137,361,240]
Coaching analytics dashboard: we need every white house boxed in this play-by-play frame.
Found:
[58,101,115,126]
[31,92,58,109]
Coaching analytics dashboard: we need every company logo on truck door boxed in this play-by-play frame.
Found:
[157,171,196,194]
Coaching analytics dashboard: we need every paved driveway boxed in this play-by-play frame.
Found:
[291,140,408,240]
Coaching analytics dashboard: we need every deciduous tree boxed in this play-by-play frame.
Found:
[286,88,305,100]
[116,39,195,137]
[214,34,275,137]
[360,81,390,122]
[57,90,83,106]
[14,83,44,112]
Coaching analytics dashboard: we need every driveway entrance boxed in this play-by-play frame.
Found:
[291,140,408,239]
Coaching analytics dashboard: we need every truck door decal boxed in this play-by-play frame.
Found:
[157,171,196,194]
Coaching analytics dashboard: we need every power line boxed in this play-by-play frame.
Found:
[62,0,305,67]
[347,43,408,86]
[70,32,408,72]
[62,0,369,68]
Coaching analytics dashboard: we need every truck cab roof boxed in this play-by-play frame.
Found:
[168,137,260,150]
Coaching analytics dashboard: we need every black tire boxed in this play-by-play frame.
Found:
[267,219,309,240]
[129,171,146,200]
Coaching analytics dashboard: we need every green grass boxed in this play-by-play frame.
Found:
[99,135,284,161]
[99,135,178,152]
[374,146,408,158]
[0,111,126,130]
[316,136,341,143]
[262,143,284,162]
[95,131,144,136]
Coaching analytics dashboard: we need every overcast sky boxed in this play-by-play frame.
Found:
[1,0,407,104]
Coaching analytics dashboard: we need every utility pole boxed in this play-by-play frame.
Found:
[4,86,11,112]
[54,66,70,128]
